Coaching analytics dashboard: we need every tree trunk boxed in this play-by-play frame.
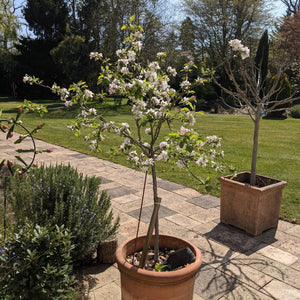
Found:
[151,164,159,262]
[250,112,261,185]
[138,163,160,268]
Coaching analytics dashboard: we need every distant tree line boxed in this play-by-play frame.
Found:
[0,0,299,111]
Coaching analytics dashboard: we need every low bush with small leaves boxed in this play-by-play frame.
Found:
[0,223,76,300]
[289,105,300,119]
[8,164,119,263]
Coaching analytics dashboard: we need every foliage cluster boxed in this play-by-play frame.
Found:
[7,163,120,263]
[0,223,76,299]
[22,17,229,267]
[289,105,300,118]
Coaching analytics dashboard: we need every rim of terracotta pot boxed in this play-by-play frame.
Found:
[115,234,202,285]
[218,171,287,192]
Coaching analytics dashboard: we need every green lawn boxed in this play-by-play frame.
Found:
[1,97,299,223]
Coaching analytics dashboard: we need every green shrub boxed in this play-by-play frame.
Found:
[0,223,76,300]
[289,105,300,118]
[8,164,119,263]
[265,73,291,119]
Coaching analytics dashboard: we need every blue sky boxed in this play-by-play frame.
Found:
[167,0,287,21]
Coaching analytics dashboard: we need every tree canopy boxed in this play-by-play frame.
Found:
[183,0,272,66]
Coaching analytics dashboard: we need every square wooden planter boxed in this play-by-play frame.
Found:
[218,172,287,236]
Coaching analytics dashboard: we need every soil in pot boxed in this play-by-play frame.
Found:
[231,172,281,187]
[126,246,196,271]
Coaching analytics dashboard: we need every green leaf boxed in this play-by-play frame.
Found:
[6,124,15,140]
[15,156,28,167]
[0,159,5,171]
[129,15,135,23]
[197,111,205,116]
[155,263,172,272]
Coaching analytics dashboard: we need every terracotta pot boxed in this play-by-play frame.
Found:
[218,172,287,236]
[115,234,202,300]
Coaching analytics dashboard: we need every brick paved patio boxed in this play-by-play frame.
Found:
[2,137,300,299]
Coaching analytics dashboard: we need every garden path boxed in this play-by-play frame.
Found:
[2,137,300,300]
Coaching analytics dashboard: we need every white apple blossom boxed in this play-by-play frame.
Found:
[157,52,166,58]
[120,138,132,150]
[149,61,160,70]
[145,128,151,135]
[89,52,103,60]
[229,39,250,59]
[23,75,29,83]
[65,100,73,107]
[89,140,97,150]
[176,160,185,169]
[180,80,190,90]
[167,66,177,76]
[116,49,124,57]
[159,141,168,149]
[84,89,94,98]
[133,41,142,51]
[127,50,136,61]
[88,108,97,115]
[132,31,143,39]
[241,48,250,59]
[121,67,129,75]
[186,112,195,125]
[81,110,88,117]
[59,88,69,101]
[196,156,208,167]
[180,126,191,135]
[181,97,190,105]
[196,77,204,84]
[157,151,168,161]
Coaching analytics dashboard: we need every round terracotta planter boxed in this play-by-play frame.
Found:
[115,234,202,300]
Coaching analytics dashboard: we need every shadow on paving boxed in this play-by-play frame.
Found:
[194,224,281,299]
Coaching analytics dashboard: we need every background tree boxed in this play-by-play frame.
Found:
[182,0,272,110]
[281,0,300,16]
[183,0,271,67]
[179,17,196,51]
[23,0,68,41]
[14,0,69,97]
[0,0,20,95]
[274,10,300,96]
[55,0,168,88]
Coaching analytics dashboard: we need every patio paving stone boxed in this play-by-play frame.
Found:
[194,266,237,300]
[188,194,220,209]
[255,243,299,266]
[2,138,299,299]
[127,205,177,223]
[219,284,274,300]
[261,280,300,299]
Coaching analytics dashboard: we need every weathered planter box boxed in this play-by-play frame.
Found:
[218,172,287,236]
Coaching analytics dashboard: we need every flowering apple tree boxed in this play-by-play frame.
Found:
[23,17,227,268]
[214,30,300,186]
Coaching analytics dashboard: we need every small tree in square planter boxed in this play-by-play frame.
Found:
[214,30,300,236]
[24,17,227,300]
